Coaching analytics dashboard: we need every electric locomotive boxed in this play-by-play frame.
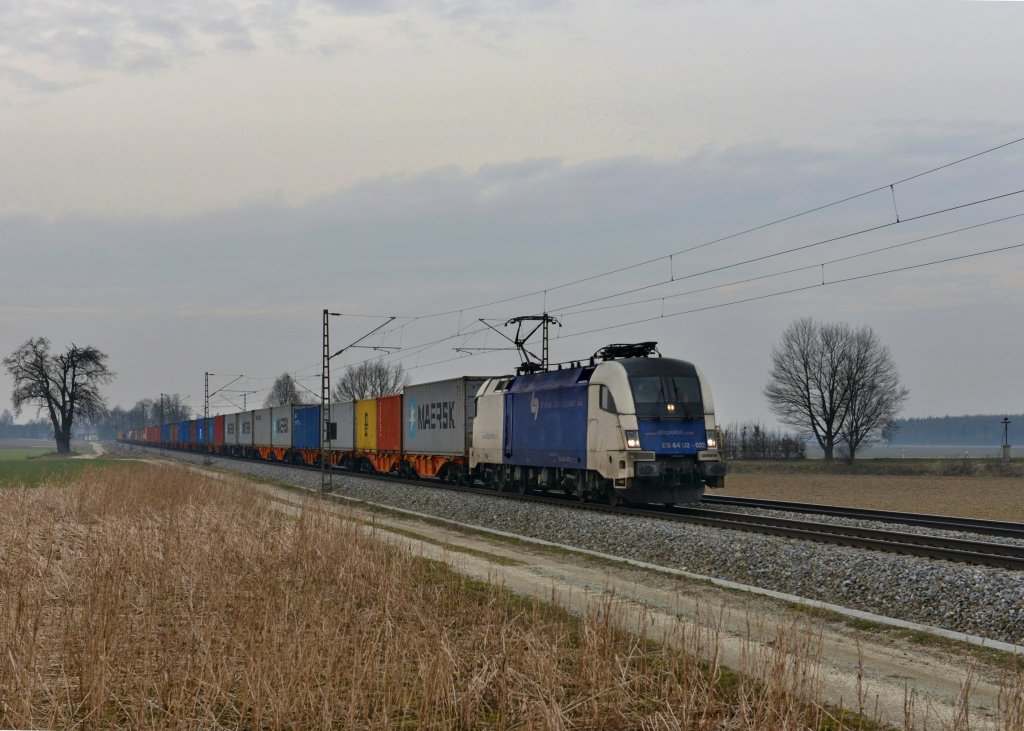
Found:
[470,343,725,505]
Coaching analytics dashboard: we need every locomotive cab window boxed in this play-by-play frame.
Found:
[598,385,618,413]
[630,375,702,417]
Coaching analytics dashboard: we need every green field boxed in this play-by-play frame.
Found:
[0,446,117,486]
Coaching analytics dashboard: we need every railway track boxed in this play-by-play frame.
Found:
[701,495,1024,540]
[137,445,1024,571]
[457,489,1024,570]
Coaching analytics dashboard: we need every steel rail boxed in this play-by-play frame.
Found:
[126,444,1024,570]
[700,495,1024,539]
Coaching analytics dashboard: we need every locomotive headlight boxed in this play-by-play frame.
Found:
[705,431,717,449]
[625,430,640,449]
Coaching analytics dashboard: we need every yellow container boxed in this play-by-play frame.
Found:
[356,398,377,451]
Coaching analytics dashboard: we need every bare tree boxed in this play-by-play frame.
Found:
[332,360,409,402]
[841,325,909,462]
[264,373,307,407]
[764,318,854,460]
[3,337,114,454]
[764,318,907,461]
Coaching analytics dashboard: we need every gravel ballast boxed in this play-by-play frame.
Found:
[141,448,1024,646]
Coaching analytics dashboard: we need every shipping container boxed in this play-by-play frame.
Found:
[253,408,272,446]
[179,420,191,446]
[328,402,354,450]
[169,422,179,444]
[403,377,489,456]
[196,418,206,444]
[505,368,588,468]
[377,395,402,452]
[237,411,254,446]
[223,413,238,446]
[355,399,377,451]
[161,423,170,443]
[271,406,292,448]
[214,415,225,446]
[292,405,321,450]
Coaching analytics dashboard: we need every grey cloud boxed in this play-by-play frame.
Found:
[0,61,83,93]
[0,1,299,90]
[0,0,575,91]
[2,132,1022,419]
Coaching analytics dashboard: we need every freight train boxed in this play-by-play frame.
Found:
[121,343,726,505]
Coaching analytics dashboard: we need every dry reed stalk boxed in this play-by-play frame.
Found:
[0,462,1020,730]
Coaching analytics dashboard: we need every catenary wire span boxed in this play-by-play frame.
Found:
[275,135,1024,379]
[350,133,1024,340]
[384,242,1023,373]
[315,189,1024,375]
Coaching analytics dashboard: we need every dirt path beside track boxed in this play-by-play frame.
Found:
[71,442,106,459]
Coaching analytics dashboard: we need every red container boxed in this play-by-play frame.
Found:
[377,395,402,452]
[214,415,225,445]
[146,425,159,443]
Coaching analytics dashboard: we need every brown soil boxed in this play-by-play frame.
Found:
[717,473,1024,521]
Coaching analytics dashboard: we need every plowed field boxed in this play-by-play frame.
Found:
[717,473,1024,521]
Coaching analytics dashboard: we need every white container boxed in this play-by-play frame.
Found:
[237,411,254,446]
[253,408,273,446]
[223,413,238,446]
[271,405,292,448]
[328,401,355,450]
[404,377,490,456]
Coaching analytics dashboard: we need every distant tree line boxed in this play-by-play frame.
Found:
[0,410,54,439]
[884,414,1022,446]
[720,421,807,461]
[87,395,192,440]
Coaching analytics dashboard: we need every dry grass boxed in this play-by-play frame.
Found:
[1,464,1020,729]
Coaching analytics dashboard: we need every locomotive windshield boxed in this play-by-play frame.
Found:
[629,375,703,417]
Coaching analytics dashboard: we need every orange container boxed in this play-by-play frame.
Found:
[377,395,403,452]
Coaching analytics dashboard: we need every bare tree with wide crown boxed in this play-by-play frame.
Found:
[4,337,114,454]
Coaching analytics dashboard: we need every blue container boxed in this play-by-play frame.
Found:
[179,420,192,446]
[205,418,214,445]
[503,368,588,468]
[161,423,170,443]
[197,419,206,444]
[292,405,321,450]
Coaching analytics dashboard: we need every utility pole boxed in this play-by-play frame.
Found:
[204,372,210,419]
[322,310,339,492]
[319,311,397,492]
[1002,417,1012,462]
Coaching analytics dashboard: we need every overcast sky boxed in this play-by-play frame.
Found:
[2,0,1022,432]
